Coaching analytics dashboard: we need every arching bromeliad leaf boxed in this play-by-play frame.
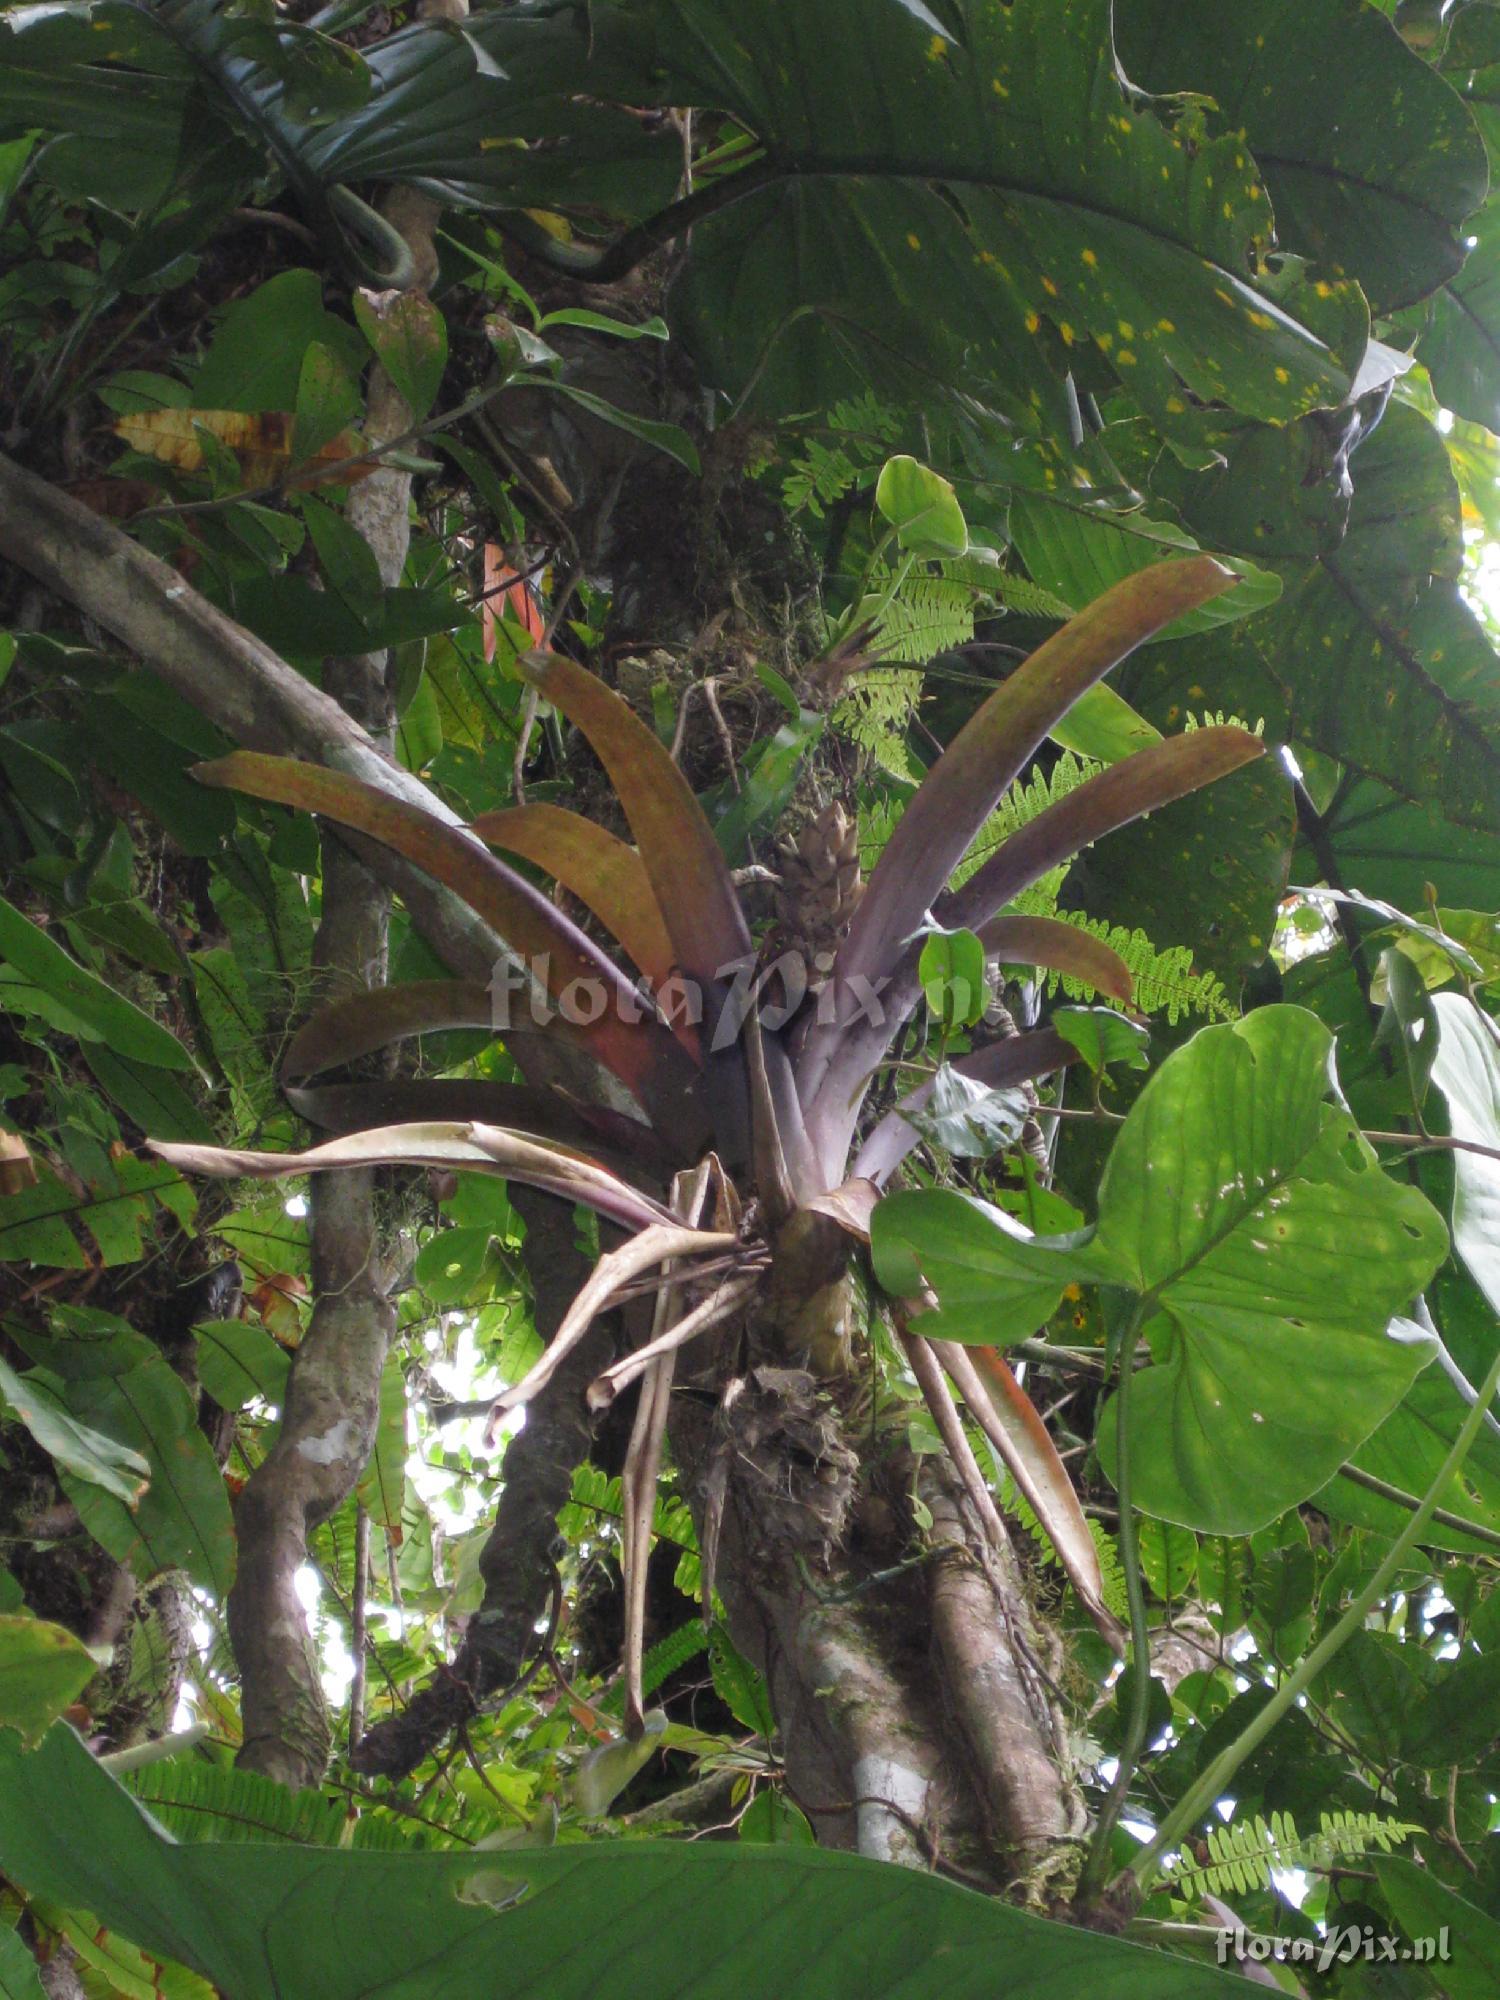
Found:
[0,1724,1253,2000]
[873,1007,1448,1534]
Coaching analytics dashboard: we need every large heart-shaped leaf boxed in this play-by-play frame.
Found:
[0,1723,1251,2000]
[873,1007,1448,1534]
[645,0,1367,433]
[1116,0,1486,313]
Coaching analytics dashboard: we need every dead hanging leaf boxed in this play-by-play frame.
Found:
[247,1273,307,1348]
[480,547,545,663]
[113,409,376,490]
[0,1130,38,1197]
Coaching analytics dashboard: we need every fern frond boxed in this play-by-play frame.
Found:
[1165,1809,1423,1901]
[1184,709,1265,736]
[984,571,1073,619]
[834,667,924,765]
[999,1472,1128,1620]
[782,393,900,516]
[1010,906,1234,1022]
[871,575,979,662]
[126,1761,349,1846]
[950,750,1105,890]
[560,1465,699,1555]
[599,1620,710,1718]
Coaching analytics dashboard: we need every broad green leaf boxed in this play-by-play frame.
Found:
[1009,495,1280,639]
[22,1321,238,1596]
[0,1167,88,1268]
[1116,0,1486,313]
[711,711,826,860]
[194,270,366,412]
[919,929,988,1029]
[1317,1366,1500,1553]
[528,380,700,475]
[872,1188,1109,1345]
[193,1321,290,1413]
[291,339,362,463]
[1376,1858,1500,2000]
[1402,1646,1500,1766]
[1428,991,1500,1314]
[0,1924,45,2000]
[1133,406,1500,836]
[1093,1008,1446,1531]
[1136,1518,1196,1600]
[738,1788,816,1845]
[901,1066,1029,1160]
[352,289,448,421]
[0,1356,149,1505]
[0,1723,1251,2000]
[656,0,1366,435]
[538,309,669,341]
[82,1047,217,1146]
[876,456,968,559]
[876,1009,1448,1533]
[354,1353,407,1536]
[0,897,193,1070]
[1048,681,1161,764]
[1405,195,1500,432]
[0,1618,96,1747]
[1052,1008,1150,1075]
[299,493,385,632]
[1077,746,1293,984]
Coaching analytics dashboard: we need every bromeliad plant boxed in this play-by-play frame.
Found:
[153,554,1264,1729]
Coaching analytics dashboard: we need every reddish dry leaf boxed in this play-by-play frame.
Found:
[193,752,685,1105]
[976,914,1134,1003]
[942,724,1266,932]
[935,1339,1125,1652]
[517,649,752,992]
[471,803,683,1009]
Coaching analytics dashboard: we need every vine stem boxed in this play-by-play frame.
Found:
[1126,1338,1500,1895]
[1076,1297,1150,1902]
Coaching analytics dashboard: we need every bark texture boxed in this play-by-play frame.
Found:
[351,1185,615,1776]
[225,257,418,1786]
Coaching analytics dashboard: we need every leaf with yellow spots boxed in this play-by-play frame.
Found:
[1117,0,1485,313]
